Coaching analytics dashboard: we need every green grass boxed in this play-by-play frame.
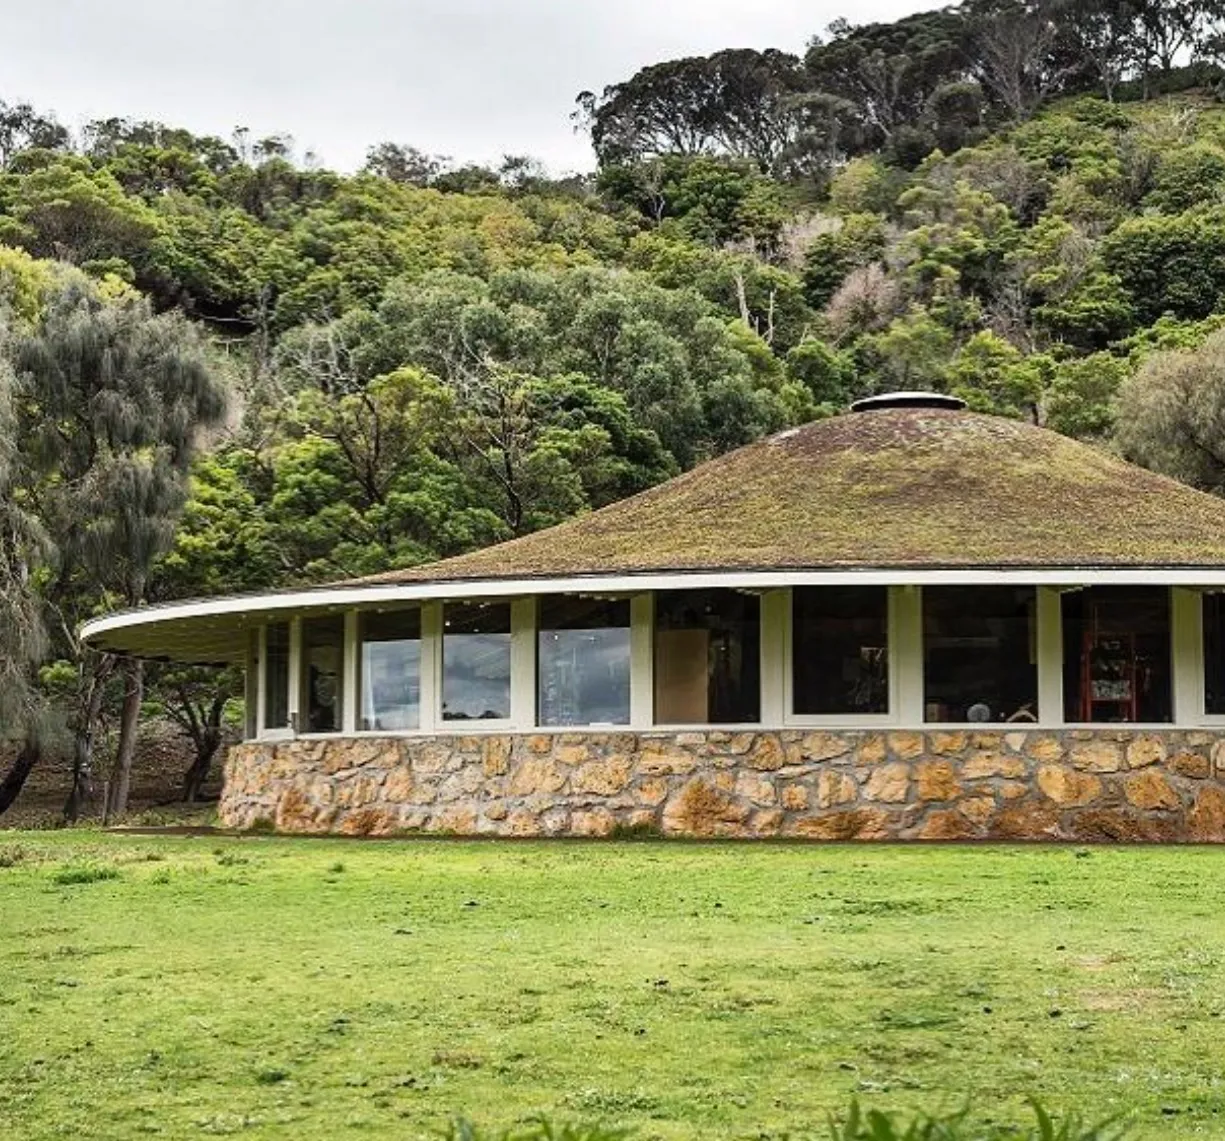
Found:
[1,835,1224,1138]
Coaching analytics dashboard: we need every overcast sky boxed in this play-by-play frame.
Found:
[0,0,932,173]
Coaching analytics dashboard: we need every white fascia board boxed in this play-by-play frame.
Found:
[81,565,1225,646]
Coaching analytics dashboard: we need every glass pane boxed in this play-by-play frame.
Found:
[1062,586,1171,723]
[264,622,289,730]
[1206,595,1225,716]
[443,602,511,722]
[538,597,631,726]
[793,586,889,715]
[303,615,345,733]
[655,590,760,724]
[360,609,421,731]
[924,587,1037,724]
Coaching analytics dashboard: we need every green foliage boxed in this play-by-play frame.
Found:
[1101,209,1225,324]
[828,1098,1127,1141]
[441,1118,626,1141]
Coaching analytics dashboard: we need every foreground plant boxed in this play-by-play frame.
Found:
[828,1099,1128,1141]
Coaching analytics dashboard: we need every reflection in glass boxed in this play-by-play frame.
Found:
[923,587,1037,723]
[264,622,290,729]
[443,602,512,721]
[1063,586,1170,723]
[360,609,421,730]
[1206,595,1225,716]
[654,590,760,724]
[793,586,889,715]
[538,597,630,726]
[303,615,345,733]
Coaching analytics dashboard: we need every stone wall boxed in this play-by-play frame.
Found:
[220,729,1225,842]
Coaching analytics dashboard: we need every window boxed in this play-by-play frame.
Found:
[263,622,290,730]
[1063,586,1171,723]
[302,615,345,733]
[654,590,760,724]
[360,609,421,731]
[443,602,512,722]
[538,596,631,726]
[1206,595,1225,716]
[924,587,1037,724]
[792,586,889,716]
[245,629,259,740]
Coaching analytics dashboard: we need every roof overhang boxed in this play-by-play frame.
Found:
[83,565,1225,664]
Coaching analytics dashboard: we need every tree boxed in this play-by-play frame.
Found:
[968,0,1068,121]
[362,142,447,186]
[805,11,970,143]
[1115,328,1225,490]
[14,279,229,819]
[0,101,68,169]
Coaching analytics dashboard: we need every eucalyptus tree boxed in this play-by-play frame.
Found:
[13,278,229,819]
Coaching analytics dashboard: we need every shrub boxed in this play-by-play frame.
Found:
[50,863,120,886]
[827,1098,1127,1140]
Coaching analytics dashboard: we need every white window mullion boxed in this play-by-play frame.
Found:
[342,610,359,734]
[893,585,924,725]
[630,593,654,729]
[510,597,537,730]
[420,601,442,734]
[760,588,787,727]
[288,616,303,734]
[1172,586,1203,725]
[1036,586,1064,728]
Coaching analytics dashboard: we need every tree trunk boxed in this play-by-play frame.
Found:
[106,659,143,819]
[0,739,41,818]
[182,696,225,803]
[64,656,114,822]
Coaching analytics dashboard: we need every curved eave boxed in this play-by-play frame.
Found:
[84,564,1225,663]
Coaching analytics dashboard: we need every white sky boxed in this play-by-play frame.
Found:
[0,0,933,173]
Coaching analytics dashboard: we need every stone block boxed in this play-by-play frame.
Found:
[1069,741,1122,773]
[855,735,888,765]
[863,763,910,803]
[1190,787,1225,841]
[917,809,981,840]
[929,732,968,754]
[958,795,996,826]
[915,760,961,802]
[571,808,616,837]
[662,779,749,836]
[1126,736,1167,770]
[1025,736,1065,764]
[1170,752,1210,780]
[781,783,810,811]
[508,757,567,797]
[735,772,777,807]
[816,770,858,808]
[1123,770,1180,811]
[888,732,925,761]
[800,732,852,763]
[635,777,670,806]
[572,758,633,796]
[961,751,1026,779]
[482,737,511,777]
[1037,765,1101,807]
[788,808,891,841]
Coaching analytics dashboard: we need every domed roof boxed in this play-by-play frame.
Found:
[360,405,1225,584]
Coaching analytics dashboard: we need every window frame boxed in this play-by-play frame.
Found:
[783,586,899,728]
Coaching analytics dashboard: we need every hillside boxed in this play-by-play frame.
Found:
[7,0,1225,819]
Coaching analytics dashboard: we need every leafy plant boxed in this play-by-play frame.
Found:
[827,1099,1128,1141]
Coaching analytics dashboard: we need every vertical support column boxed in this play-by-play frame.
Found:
[1036,587,1064,727]
[254,626,267,738]
[630,593,654,730]
[420,601,442,734]
[1172,587,1203,725]
[759,589,788,727]
[288,616,303,734]
[342,610,359,733]
[510,597,537,730]
[892,585,924,726]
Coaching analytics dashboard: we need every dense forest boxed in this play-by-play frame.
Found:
[4,0,1225,820]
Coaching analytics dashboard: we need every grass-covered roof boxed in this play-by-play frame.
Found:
[357,407,1225,584]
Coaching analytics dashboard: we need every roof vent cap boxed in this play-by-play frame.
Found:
[851,391,967,413]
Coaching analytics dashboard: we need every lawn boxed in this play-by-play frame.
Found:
[1,835,1224,1139]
